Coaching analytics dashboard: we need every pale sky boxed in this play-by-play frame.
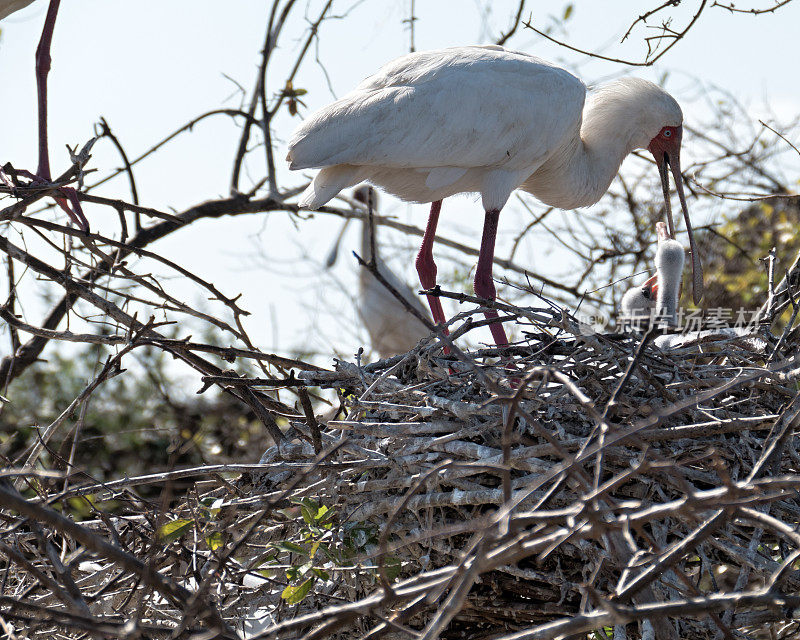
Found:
[1,1,797,362]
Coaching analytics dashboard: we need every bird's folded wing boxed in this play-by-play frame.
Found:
[288,51,585,173]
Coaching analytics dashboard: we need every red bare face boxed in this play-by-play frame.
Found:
[648,125,682,155]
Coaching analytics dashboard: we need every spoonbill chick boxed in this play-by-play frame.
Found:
[621,221,685,327]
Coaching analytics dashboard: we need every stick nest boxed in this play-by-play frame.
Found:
[3,304,800,640]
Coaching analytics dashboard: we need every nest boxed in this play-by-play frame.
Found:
[2,303,800,640]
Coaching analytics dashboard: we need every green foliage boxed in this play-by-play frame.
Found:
[158,518,194,543]
[263,497,400,605]
[697,197,800,327]
[2,343,175,477]
[0,338,273,492]
[281,578,314,604]
[205,531,224,551]
[154,497,228,550]
[267,498,337,604]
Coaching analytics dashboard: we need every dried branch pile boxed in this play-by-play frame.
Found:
[3,301,800,640]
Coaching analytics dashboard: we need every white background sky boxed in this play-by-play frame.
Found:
[1,1,798,363]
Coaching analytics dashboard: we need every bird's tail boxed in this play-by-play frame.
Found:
[298,165,361,209]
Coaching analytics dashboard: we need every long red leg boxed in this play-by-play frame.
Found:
[415,200,447,331]
[32,0,89,232]
[35,0,60,181]
[474,208,509,347]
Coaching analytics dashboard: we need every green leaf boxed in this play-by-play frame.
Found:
[206,532,224,551]
[315,504,335,523]
[66,496,96,519]
[563,4,573,20]
[276,507,300,520]
[282,578,315,604]
[383,556,402,582]
[311,567,330,581]
[300,504,315,525]
[257,554,279,566]
[270,541,309,556]
[292,498,331,525]
[208,497,225,518]
[318,543,340,564]
[158,518,194,543]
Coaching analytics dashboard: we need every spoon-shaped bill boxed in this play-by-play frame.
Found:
[650,126,703,304]
[324,217,351,268]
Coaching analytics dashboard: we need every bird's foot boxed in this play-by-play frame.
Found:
[10,168,89,232]
[53,187,89,232]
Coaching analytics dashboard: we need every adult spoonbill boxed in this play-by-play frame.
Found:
[326,186,431,358]
[0,0,88,230]
[621,222,685,326]
[287,45,703,348]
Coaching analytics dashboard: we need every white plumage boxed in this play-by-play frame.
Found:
[289,46,585,212]
[288,45,703,348]
[621,222,685,326]
[620,276,656,322]
[653,328,767,351]
[621,223,766,351]
[653,221,685,325]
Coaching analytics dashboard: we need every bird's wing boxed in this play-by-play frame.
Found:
[288,46,585,172]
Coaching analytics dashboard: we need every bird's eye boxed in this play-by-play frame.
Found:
[641,287,651,299]
[662,128,672,138]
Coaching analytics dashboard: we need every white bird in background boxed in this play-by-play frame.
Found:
[326,186,431,359]
[0,0,88,230]
[287,45,703,349]
[621,221,685,326]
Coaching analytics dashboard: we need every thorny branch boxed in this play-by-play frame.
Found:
[524,0,793,66]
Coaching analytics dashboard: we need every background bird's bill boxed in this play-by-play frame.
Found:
[325,217,351,268]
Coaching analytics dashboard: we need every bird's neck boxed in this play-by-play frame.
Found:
[522,96,640,210]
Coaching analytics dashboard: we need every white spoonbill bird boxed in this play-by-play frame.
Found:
[326,186,431,359]
[0,0,88,230]
[287,45,703,348]
[621,221,685,326]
